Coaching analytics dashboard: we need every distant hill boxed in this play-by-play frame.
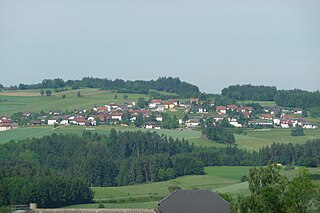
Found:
[4,76,200,98]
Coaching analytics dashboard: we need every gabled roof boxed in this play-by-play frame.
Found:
[155,190,229,213]
[216,106,227,110]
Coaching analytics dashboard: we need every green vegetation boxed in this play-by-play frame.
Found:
[1,126,320,151]
[13,76,200,98]
[235,165,320,213]
[0,88,147,116]
[222,84,277,101]
[291,126,304,136]
[65,166,320,209]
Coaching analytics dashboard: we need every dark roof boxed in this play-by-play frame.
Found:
[155,190,230,213]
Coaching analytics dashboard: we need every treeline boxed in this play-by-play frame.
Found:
[259,139,320,167]
[221,84,320,109]
[14,77,200,98]
[274,89,320,109]
[221,84,277,101]
[1,131,319,207]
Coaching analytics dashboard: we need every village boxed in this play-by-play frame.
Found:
[0,97,318,132]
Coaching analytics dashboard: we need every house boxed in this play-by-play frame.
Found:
[280,120,293,128]
[148,99,163,108]
[186,119,200,128]
[154,125,161,130]
[74,117,86,126]
[229,118,242,128]
[260,114,275,120]
[0,124,11,131]
[48,110,62,115]
[144,122,156,129]
[0,117,12,125]
[48,116,69,125]
[93,106,109,113]
[293,108,303,115]
[47,116,58,125]
[226,105,237,111]
[238,106,253,114]
[111,113,123,121]
[29,120,42,126]
[302,122,317,129]
[211,114,227,122]
[59,116,70,125]
[216,106,227,114]
[155,115,163,122]
[154,190,230,213]
[193,106,207,113]
[264,107,282,115]
[248,120,274,127]
[163,102,175,109]
[155,105,166,112]
[190,98,199,104]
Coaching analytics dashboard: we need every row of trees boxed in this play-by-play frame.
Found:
[259,139,320,167]
[13,77,200,98]
[274,89,320,108]
[221,84,277,101]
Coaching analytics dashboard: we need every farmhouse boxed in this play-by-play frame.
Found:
[155,190,230,213]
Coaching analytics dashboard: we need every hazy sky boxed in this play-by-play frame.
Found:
[1,0,319,93]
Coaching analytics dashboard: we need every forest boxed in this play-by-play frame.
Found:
[1,130,320,207]
[221,84,320,109]
[13,77,200,98]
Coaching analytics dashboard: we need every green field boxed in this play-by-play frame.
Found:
[66,166,320,209]
[0,125,202,144]
[0,88,148,116]
[1,126,320,152]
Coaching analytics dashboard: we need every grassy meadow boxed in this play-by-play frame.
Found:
[1,125,320,151]
[0,88,148,116]
[66,166,320,209]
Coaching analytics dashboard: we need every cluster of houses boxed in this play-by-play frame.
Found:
[185,104,318,129]
[0,98,318,131]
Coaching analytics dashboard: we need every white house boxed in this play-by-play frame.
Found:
[229,118,242,128]
[186,119,200,128]
[156,115,163,122]
[0,124,11,131]
[144,122,156,129]
[111,113,122,121]
[48,117,58,125]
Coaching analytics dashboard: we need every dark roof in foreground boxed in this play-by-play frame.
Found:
[155,190,230,213]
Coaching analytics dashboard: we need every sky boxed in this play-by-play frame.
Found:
[0,0,319,93]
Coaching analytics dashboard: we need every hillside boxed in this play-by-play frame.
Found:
[0,88,146,116]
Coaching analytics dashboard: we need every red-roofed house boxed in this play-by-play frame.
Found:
[216,106,227,114]
[227,105,238,111]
